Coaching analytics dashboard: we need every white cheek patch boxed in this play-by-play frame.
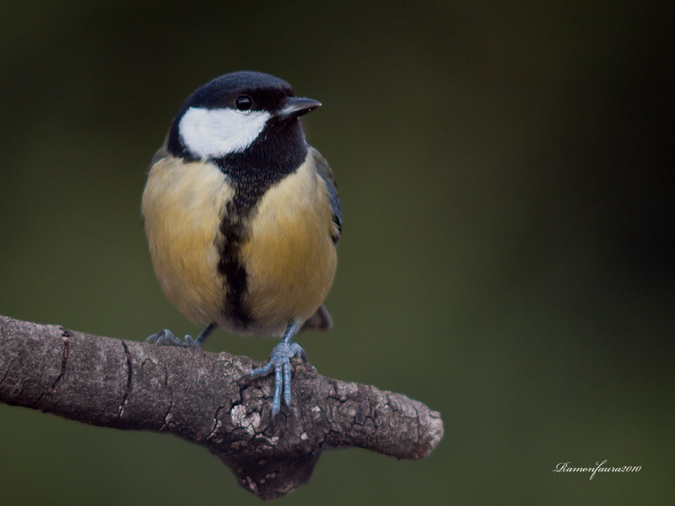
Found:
[178,107,271,158]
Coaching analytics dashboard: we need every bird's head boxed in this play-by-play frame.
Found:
[168,71,321,161]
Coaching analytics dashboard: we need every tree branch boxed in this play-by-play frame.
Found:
[0,315,443,500]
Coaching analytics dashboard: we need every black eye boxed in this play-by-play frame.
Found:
[235,94,253,111]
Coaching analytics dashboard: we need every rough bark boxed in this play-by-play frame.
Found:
[0,315,443,500]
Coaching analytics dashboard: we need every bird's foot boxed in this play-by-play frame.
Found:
[145,329,201,349]
[243,341,307,418]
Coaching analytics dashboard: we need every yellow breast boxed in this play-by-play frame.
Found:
[142,155,232,325]
[142,152,337,337]
[241,161,338,335]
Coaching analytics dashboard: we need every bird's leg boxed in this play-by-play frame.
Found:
[193,322,217,346]
[146,322,217,349]
[243,321,307,418]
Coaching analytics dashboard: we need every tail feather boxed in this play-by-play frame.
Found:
[300,305,333,332]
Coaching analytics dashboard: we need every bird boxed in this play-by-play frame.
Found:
[141,71,341,417]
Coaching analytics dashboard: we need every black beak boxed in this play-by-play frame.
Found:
[278,97,322,118]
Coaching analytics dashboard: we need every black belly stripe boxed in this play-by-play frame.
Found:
[218,200,251,328]
[213,120,310,328]
[216,174,298,328]
[217,180,281,328]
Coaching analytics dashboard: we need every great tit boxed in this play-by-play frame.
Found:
[142,71,341,417]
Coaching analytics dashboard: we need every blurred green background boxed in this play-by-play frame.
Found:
[1,1,673,504]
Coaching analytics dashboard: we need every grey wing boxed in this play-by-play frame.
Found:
[310,147,342,245]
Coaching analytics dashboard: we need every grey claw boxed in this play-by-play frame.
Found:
[145,329,199,348]
[242,340,307,418]
[289,342,308,362]
[183,335,201,349]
